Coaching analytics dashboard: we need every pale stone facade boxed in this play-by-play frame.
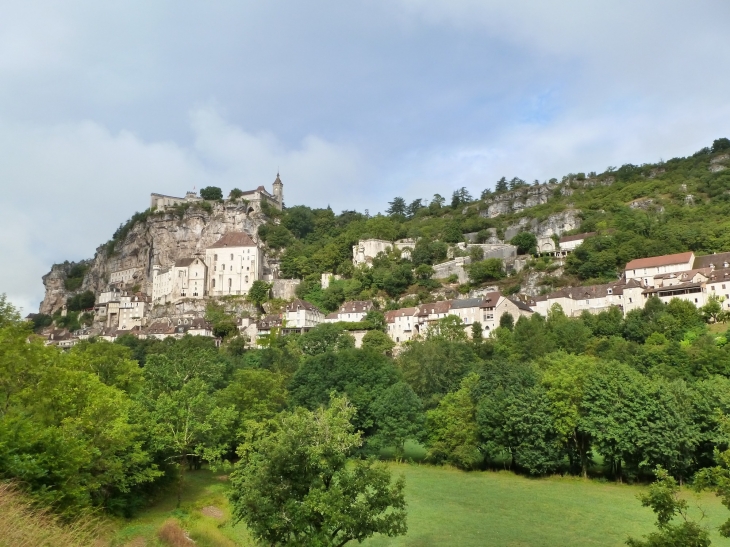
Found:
[353,239,392,267]
[624,252,695,286]
[205,232,263,297]
[283,299,324,329]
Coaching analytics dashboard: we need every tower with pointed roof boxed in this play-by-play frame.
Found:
[272,172,284,207]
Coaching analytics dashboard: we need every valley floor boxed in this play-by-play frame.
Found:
[112,464,730,547]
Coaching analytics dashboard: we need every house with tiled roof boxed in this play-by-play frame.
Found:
[624,252,695,286]
[530,280,644,317]
[284,299,324,330]
[205,232,262,297]
[385,307,418,343]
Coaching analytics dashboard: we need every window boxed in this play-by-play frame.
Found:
[214,254,217,261]
[724,284,727,289]
[230,265,233,271]
[607,288,612,295]
[245,276,248,282]
[629,297,633,303]
[212,279,215,288]
[230,254,233,260]
[228,278,232,289]
[222,264,225,271]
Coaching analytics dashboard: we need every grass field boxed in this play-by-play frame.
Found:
[112,463,730,547]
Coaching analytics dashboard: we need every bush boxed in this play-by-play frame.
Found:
[67,291,95,311]
[467,258,504,284]
[199,186,223,200]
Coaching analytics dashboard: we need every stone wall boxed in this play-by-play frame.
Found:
[432,257,470,284]
[272,279,300,300]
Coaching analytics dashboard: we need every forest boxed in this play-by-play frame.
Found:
[5,283,730,544]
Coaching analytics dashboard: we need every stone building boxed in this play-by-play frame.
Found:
[283,299,324,330]
[353,239,392,267]
[624,252,695,286]
[205,232,263,297]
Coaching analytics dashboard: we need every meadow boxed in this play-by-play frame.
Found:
[111,462,730,547]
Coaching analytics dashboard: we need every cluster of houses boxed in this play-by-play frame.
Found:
[37,230,730,349]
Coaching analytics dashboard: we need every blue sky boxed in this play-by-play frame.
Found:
[2,0,730,312]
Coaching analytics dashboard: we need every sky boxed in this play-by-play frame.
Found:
[2,0,730,313]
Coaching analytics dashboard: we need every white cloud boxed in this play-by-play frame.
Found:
[0,110,365,312]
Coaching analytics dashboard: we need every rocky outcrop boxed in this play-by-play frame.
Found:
[479,184,557,218]
[39,201,270,314]
[504,210,582,241]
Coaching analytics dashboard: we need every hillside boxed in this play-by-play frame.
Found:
[37,138,730,316]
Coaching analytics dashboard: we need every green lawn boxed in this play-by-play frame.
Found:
[112,464,730,547]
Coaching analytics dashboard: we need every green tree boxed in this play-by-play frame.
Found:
[471,321,483,343]
[397,340,480,408]
[65,339,143,394]
[247,280,272,311]
[427,315,468,343]
[290,348,399,432]
[500,312,515,331]
[386,196,407,217]
[467,258,504,283]
[495,177,508,193]
[510,232,538,255]
[426,373,482,469]
[369,382,425,457]
[200,186,223,200]
[701,294,724,324]
[229,188,244,199]
[228,396,407,547]
[67,290,95,311]
[362,330,395,355]
[627,467,710,547]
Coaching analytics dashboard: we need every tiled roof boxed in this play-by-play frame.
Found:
[285,299,321,313]
[450,298,483,309]
[559,232,597,243]
[508,297,533,312]
[654,269,710,281]
[326,312,339,320]
[208,232,257,249]
[338,300,374,314]
[385,308,417,323]
[643,281,703,295]
[479,292,502,308]
[625,252,694,270]
[174,258,196,267]
[417,300,452,316]
[694,252,730,270]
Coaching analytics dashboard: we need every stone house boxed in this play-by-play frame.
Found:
[116,292,150,330]
[478,292,533,334]
[530,280,644,317]
[283,299,324,330]
[385,307,418,344]
[334,300,374,322]
[624,252,695,286]
[706,268,730,310]
[205,232,263,297]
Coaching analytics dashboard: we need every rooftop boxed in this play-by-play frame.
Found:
[559,231,597,243]
[208,231,257,249]
[625,252,694,271]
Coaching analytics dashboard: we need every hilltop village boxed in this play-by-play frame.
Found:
[32,191,730,349]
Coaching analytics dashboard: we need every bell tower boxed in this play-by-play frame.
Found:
[272,172,284,209]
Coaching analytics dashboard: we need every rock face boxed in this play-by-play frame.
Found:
[504,210,582,241]
[39,202,270,314]
[479,184,556,218]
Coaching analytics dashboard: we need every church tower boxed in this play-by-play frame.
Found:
[272,172,284,209]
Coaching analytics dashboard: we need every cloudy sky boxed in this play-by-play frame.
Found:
[2,0,730,312]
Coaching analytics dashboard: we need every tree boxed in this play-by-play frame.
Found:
[406,198,424,218]
[701,294,724,324]
[480,188,492,200]
[471,321,483,343]
[397,340,480,408]
[369,382,425,457]
[467,258,504,284]
[229,188,244,200]
[386,197,407,217]
[290,348,399,432]
[510,232,538,255]
[67,290,95,311]
[426,373,481,469]
[199,186,223,200]
[65,339,143,394]
[712,138,730,153]
[362,330,395,355]
[247,280,272,311]
[495,177,508,193]
[430,194,445,207]
[499,312,514,331]
[427,315,468,343]
[626,467,710,547]
[228,396,407,547]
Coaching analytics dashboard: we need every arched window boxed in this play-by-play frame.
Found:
[245,276,248,283]
[212,279,216,288]
[228,278,232,288]
[230,254,233,260]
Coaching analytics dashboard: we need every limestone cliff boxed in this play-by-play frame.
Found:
[39,202,269,314]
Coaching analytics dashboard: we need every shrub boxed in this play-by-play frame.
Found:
[157,519,194,546]
[199,186,223,200]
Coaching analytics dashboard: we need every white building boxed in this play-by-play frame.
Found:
[624,252,695,286]
[334,300,374,322]
[117,293,150,330]
[706,267,730,311]
[205,232,263,297]
[385,307,418,344]
[530,280,645,318]
[283,299,324,330]
[109,267,138,285]
[478,293,533,334]
[558,232,597,252]
[152,266,174,303]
